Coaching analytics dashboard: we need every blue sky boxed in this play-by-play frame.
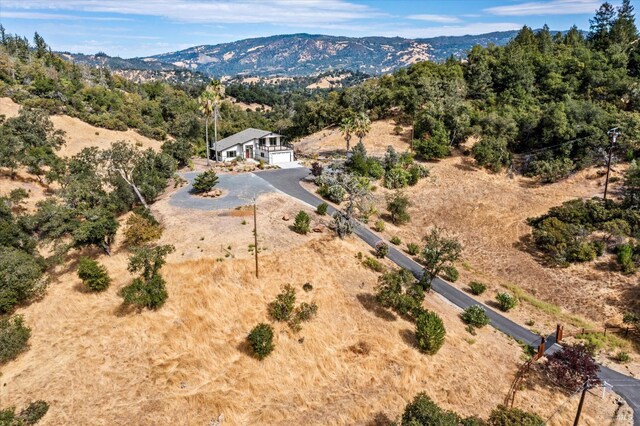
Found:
[0,0,626,58]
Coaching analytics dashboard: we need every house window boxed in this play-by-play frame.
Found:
[270,137,276,146]
[226,150,236,158]
[260,152,265,158]
[258,138,265,146]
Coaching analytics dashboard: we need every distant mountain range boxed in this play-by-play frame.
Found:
[58,30,524,79]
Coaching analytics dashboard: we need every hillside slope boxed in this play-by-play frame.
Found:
[0,98,163,157]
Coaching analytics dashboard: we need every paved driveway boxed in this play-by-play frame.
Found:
[256,167,640,425]
[169,171,277,210]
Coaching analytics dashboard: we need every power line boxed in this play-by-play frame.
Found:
[522,134,597,155]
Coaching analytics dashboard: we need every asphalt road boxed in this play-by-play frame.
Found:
[256,167,640,425]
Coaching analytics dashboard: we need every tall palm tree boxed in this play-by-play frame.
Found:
[339,116,354,153]
[198,80,225,165]
[197,90,214,166]
[208,80,225,162]
[353,112,371,145]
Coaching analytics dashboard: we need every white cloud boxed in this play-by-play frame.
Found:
[485,0,604,16]
[2,0,383,25]
[1,11,131,20]
[407,14,462,24]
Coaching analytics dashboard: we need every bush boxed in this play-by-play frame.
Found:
[469,281,487,295]
[376,268,425,319]
[442,265,459,282]
[527,157,574,183]
[461,305,490,328]
[615,351,630,363]
[191,169,219,193]
[319,184,345,203]
[406,242,420,256]
[302,282,313,292]
[542,343,600,391]
[77,257,111,292]
[617,243,636,274]
[123,212,163,246]
[401,392,461,426]
[269,284,296,321]
[0,246,45,314]
[384,167,410,189]
[373,220,385,232]
[316,202,328,215]
[415,310,446,354]
[472,137,511,172]
[393,125,403,135]
[488,405,544,426]
[363,257,385,272]
[496,292,517,312]
[390,236,402,245]
[120,274,168,310]
[19,400,49,425]
[387,192,411,225]
[294,302,318,322]
[311,161,324,177]
[375,241,389,258]
[413,136,451,161]
[293,211,311,235]
[248,323,274,360]
[0,315,31,364]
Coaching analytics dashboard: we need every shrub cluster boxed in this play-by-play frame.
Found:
[77,257,111,292]
[461,305,490,328]
[0,315,31,364]
[316,202,328,215]
[0,400,49,425]
[376,268,425,319]
[469,281,487,295]
[268,284,318,332]
[120,244,174,310]
[386,192,411,225]
[123,211,163,247]
[375,241,389,258]
[415,310,446,355]
[192,170,219,193]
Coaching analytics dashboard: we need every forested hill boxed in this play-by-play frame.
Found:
[60,31,523,78]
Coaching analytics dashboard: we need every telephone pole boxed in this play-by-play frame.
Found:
[603,128,620,201]
[573,383,589,426]
[253,198,259,279]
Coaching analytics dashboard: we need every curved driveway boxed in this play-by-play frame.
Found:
[255,167,640,425]
[170,171,277,210]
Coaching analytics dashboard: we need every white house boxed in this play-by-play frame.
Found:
[212,128,294,165]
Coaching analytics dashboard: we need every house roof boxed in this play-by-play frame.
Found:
[215,128,281,151]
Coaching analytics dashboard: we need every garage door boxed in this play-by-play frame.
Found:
[270,151,293,164]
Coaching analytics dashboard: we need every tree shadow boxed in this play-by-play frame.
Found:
[453,157,478,172]
[366,412,395,426]
[236,338,256,359]
[356,293,397,322]
[113,302,139,317]
[513,234,555,267]
[399,328,418,350]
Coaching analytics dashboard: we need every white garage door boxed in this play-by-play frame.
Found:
[270,151,293,164]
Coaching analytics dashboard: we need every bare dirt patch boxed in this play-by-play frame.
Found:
[0,97,163,157]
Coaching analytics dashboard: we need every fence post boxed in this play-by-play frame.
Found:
[537,335,546,359]
[556,324,564,342]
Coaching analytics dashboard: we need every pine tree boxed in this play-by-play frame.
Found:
[589,2,616,49]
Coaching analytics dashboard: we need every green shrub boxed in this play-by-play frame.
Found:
[401,392,461,426]
[387,192,411,225]
[527,157,574,183]
[293,211,311,235]
[413,136,451,161]
[496,293,517,312]
[461,305,490,328]
[294,302,318,322]
[415,310,446,354]
[390,236,402,245]
[77,257,111,292]
[617,243,636,274]
[375,241,389,258]
[0,315,31,364]
[615,351,630,363]
[442,265,459,282]
[488,405,544,426]
[302,282,313,292]
[406,242,420,256]
[472,137,511,172]
[191,169,219,193]
[269,284,296,321]
[376,268,425,319]
[469,281,487,295]
[363,257,385,273]
[373,220,385,232]
[319,184,346,203]
[623,312,639,325]
[19,400,49,425]
[0,246,45,314]
[407,165,421,186]
[316,202,328,215]
[248,323,274,360]
[384,167,410,189]
[120,274,168,310]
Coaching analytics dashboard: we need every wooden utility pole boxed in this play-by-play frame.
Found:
[573,383,589,426]
[603,128,620,201]
[253,199,259,279]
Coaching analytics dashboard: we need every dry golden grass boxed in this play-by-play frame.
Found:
[295,119,411,157]
[0,97,163,157]
[0,176,631,425]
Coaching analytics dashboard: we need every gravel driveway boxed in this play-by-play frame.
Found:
[169,171,278,210]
